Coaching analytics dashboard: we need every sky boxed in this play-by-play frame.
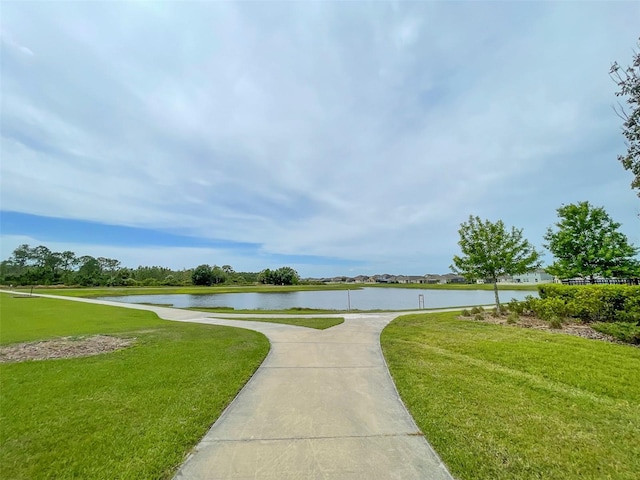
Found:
[1,1,639,278]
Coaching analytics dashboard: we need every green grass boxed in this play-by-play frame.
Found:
[0,294,269,479]
[381,312,640,480]
[187,306,344,314]
[220,316,344,330]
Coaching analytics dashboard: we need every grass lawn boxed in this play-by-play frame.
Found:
[0,294,269,479]
[219,316,344,330]
[381,311,640,480]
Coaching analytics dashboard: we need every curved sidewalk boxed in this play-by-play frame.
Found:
[4,292,454,479]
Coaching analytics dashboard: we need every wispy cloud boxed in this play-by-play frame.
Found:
[1,1,638,276]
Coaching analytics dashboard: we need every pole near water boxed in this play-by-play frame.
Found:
[347,289,351,311]
[418,294,424,309]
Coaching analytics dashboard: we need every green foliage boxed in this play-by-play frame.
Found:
[548,316,563,329]
[507,298,526,315]
[528,297,573,322]
[227,317,344,330]
[469,306,484,315]
[191,264,214,286]
[210,265,227,284]
[460,309,470,316]
[592,321,640,344]
[506,311,519,324]
[451,216,541,312]
[611,37,640,196]
[536,284,640,324]
[544,202,639,281]
[258,266,300,285]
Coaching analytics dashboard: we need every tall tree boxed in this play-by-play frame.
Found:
[211,265,227,284]
[544,202,639,282]
[611,38,640,197]
[192,264,213,286]
[451,216,542,313]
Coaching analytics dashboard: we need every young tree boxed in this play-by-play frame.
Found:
[611,38,640,197]
[451,216,542,313]
[544,201,639,282]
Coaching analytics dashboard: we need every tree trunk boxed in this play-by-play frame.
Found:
[493,278,501,314]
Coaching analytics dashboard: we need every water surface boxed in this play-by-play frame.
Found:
[98,287,534,311]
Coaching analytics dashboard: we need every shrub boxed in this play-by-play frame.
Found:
[507,312,519,324]
[536,284,640,323]
[548,316,563,329]
[528,297,572,322]
[592,321,640,344]
[473,313,484,321]
[460,309,471,317]
[470,306,484,315]
[508,298,526,315]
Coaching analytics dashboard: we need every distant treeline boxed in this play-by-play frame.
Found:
[0,244,298,287]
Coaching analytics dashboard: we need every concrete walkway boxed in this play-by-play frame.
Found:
[3,292,454,479]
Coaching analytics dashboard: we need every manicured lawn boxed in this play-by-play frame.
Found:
[0,294,269,479]
[220,316,345,330]
[187,306,344,315]
[381,312,640,480]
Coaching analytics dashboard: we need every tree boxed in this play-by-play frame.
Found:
[611,38,640,197]
[192,264,213,286]
[258,267,300,285]
[211,265,227,284]
[544,201,639,282]
[451,216,542,313]
[272,266,300,285]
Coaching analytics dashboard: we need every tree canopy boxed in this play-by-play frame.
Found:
[611,37,640,197]
[258,266,300,285]
[544,202,639,282]
[451,216,542,312]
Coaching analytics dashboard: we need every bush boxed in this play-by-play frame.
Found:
[548,316,563,329]
[592,321,640,344]
[507,312,519,324]
[536,284,640,323]
[508,298,526,315]
[470,306,484,315]
[528,297,573,322]
[461,309,471,317]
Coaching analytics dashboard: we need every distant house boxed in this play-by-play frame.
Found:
[512,269,554,284]
[423,274,442,284]
[440,273,468,284]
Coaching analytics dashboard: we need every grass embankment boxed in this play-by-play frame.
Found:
[220,316,344,330]
[382,312,640,480]
[0,294,269,479]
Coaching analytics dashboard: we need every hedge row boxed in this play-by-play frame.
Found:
[534,284,640,323]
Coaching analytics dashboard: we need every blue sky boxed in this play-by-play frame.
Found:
[1,1,638,277]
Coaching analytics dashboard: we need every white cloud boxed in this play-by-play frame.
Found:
[1,1,639,276]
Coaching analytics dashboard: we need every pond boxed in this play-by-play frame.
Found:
[97,287,534,311]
